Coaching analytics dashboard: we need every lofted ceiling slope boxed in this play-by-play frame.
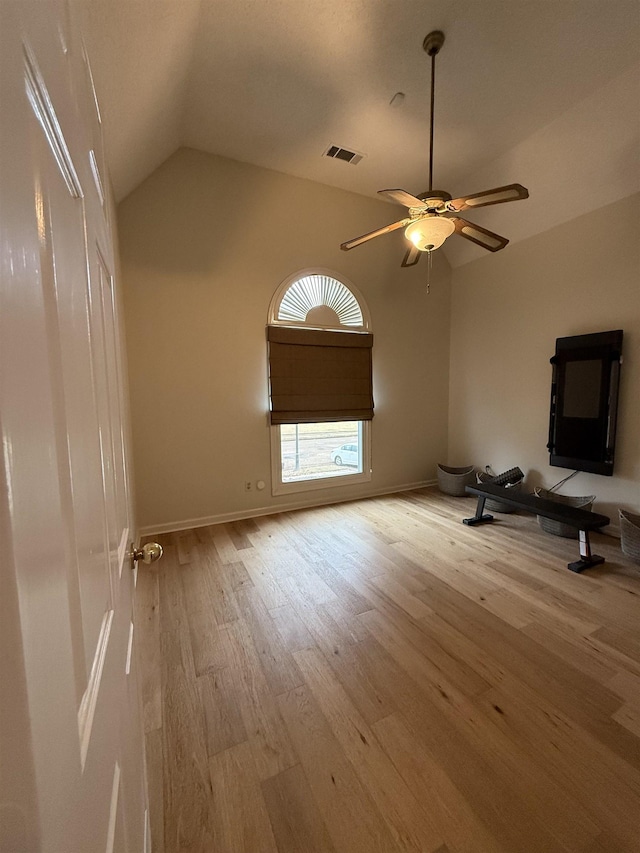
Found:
[80,0,640,266]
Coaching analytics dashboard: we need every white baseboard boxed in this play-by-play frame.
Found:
[138,479,437,537]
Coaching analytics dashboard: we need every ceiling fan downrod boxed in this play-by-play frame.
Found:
[423,30,444,194]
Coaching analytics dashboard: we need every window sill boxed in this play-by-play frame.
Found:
[271,467,372,497]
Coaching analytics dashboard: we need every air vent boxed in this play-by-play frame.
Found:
[325,145,364,165]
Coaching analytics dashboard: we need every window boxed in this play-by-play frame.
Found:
[280,421,364,483]
[268,271,372,496]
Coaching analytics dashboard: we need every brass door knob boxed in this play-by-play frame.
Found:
[131,542,163,566]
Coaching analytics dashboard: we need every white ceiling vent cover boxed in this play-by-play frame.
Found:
[325,145,364,165]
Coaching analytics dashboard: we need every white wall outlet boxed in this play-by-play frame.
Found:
[244,481,252,491]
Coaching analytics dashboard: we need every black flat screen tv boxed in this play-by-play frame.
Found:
[547,330,623,476]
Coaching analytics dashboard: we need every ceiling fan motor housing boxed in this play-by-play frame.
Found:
[416,191,452,214]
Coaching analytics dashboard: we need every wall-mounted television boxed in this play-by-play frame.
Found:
[547,330,623,476]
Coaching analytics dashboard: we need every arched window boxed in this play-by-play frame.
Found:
[268,271,373,495]
[269,271,370,329]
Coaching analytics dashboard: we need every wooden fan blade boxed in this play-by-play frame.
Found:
[340,218,408,251]
[378,189,427,209]
[447,183,528,212]
[401,245,422,267]
[451,216,509,252]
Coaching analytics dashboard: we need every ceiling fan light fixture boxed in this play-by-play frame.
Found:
[405,216,455,252]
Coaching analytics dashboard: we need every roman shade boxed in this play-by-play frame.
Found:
[267,326,374,424]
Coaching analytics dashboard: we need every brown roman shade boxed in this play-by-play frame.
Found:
[267,326,374,424]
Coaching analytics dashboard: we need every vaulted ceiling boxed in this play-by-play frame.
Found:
[80,0,640,266]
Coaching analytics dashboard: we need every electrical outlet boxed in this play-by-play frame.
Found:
[244,481,252,491]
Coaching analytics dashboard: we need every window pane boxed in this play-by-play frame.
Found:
[280,421,362,483]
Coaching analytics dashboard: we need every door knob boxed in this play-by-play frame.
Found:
[130,542,163,566]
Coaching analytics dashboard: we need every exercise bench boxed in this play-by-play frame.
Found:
[463,481,610,573]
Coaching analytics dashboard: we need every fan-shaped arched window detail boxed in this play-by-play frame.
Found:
[270,270,370,330]
[276,274,363,328]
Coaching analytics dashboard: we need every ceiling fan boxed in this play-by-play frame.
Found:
[340,30,529,267]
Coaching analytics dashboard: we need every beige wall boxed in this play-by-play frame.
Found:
[118,148,451,532]
[448,192,640,526]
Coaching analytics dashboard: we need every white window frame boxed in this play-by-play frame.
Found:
[270,420,372,496]
[268,269,372,497]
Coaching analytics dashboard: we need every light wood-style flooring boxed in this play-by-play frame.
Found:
[136,488,640,853]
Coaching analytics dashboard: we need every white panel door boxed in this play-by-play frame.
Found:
[0,3,148,852]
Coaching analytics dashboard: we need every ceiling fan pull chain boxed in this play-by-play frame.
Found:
[426,249,432,293]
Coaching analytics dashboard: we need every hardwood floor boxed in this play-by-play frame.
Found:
[136,489,640,853]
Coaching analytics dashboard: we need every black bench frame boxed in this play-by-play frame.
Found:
[463,482,610,573]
